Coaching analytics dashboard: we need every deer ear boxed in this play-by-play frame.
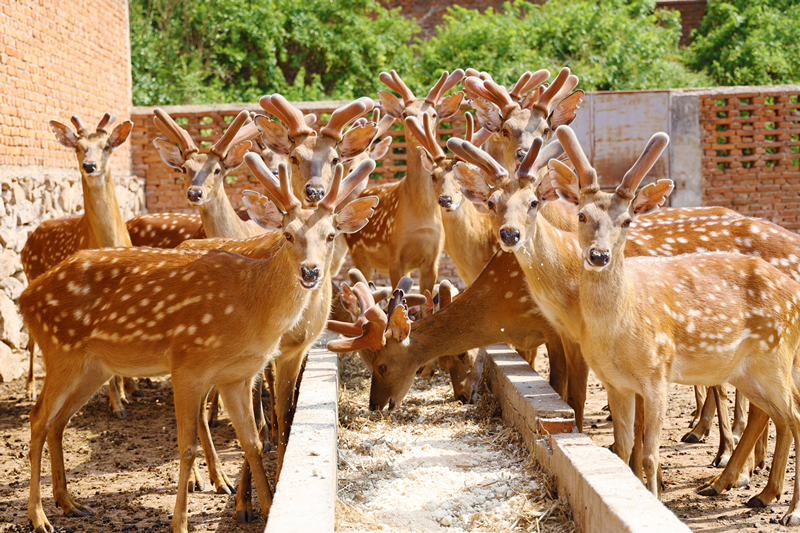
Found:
[336,196,379,234]
[631,179,674,218]
[369,136,393,161]
[153,138,186,170]
[379,91,405,119]
[223,141,251,170]
[453,162,491,204]
[339,123,377,160]
[536,173,560,203]
[50,121,79,148]
[419,147,435,173]
[255,115,293,156]
[471,98,502,133]
[548,159,581,206]
[387,303,411,342]
[549,91,584,130]
[437,92,464,120]
[241,190,284,230]
[107,120,134,148]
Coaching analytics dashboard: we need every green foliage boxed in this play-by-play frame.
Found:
[412,0,709,91]
[686,0,800,86]
[131,0,416,106]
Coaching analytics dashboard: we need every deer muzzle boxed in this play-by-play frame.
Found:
[499,226,521,247]
[438,195,452,209]
[587,248,611,269]
[82,161,97,174]
[300,264,320,288]
[187,187,203,204]
[304,183,325,204]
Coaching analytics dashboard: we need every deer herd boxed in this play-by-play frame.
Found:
[17,66,800,532]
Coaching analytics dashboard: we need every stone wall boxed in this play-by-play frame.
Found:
[0,0,137,381]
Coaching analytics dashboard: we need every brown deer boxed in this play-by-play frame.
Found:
[551,126,800,525]
[344,70,465,294]
[22,113,135,415]
[20,153,378,533]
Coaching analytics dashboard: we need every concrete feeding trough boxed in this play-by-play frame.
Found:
[266,342,691,533]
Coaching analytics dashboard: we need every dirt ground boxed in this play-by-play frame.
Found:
[0,374,273,533]
[528,351,795,533]
[1,351,797,533]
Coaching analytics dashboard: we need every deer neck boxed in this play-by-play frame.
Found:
[578,248,636,345]
[81,168,132,248]
[400,134,440,216]
[442,202,496,285]
[198,186,251,239]
[514,217,583,342]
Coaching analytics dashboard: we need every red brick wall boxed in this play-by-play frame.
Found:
[699,86,800,229]
[0,0,133,174]
[385,0,706,44]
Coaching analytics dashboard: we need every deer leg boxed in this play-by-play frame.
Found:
[641,382,668,496]
[233,373,268,520]
[698,403,769,496]
[123,377,143,398]
[170,380,204,533]
[197,389,235,495]
[218,379,273,524]
[732,390,747,443]
[754,423,769,470]
[630,394,644,483]
[606,384,636,465]
[710,385,735,467]
[747,421,789,508]
[49,366,112,518]
[275,350,307,481]
[688,386,707,429]
[266,364,278,448]
[542,341,567,401]
[26,338,37,401]
[107,376,127,419]
[682,386,715,443]
[208,387,221,428]
[562,339,587,431]
[778,415,800,526]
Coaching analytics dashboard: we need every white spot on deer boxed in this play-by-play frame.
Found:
[225,305,234,314]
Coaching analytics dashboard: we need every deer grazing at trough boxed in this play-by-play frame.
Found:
[549,125,800,524]
[344,69,465,294]
[21,113,136,414]
[20,152,378,533]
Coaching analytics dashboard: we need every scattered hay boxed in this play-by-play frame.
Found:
[336,351,575,532]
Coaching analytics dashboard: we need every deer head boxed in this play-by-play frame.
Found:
[448,136,565,252]
[256,95,378,206]
[242,155,380,288]
[152,109,256,207]
[464,67,582,173]
[549,125,672,270]
[378,69,465,130]
[50,113,133,185]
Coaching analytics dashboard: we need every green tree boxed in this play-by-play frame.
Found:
[412,0,709,91]
[686,0,800,86]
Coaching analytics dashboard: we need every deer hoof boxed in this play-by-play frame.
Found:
[208,419,220,429]
[681,431,701,444]
[216,483,235,495]
[697,485,719,497]
[780,512,800,526]
[236,509,255,523]
[733,473,750,489]
[113,409,127,420]
[712,454,730,468]
[747,496,768,508]
[187,479,204,493]
[132,389,145,398]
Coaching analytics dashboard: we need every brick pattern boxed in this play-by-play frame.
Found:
[699,88,800,229]
[384,0,706,44]
[0,0,132,174]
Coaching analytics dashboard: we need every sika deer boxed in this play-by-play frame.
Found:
[21,154,377,533]
[345,70,465,294]
[22,113,135,414]
[551,126,800,525]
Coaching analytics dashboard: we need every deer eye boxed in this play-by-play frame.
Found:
[530,200,539,210]
[622,219,632,228]
[290,156,299,165]
[378,365,387,375]
[487,201,495,211]
[332,157,340,166]
[502,129,510,138]
[327,233,336,242]
[578,213,586,223]
[542,127,551,137]
[104,145,112,152]
[284,232,293,242]
[214,168,221,175]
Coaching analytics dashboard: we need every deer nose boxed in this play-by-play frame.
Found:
[589,248,610,267]
[457,394,469,404]
[304,184,325,203]
[368,400,377,411]
[438,196,452,208]
[499,227,520,247]
[388,398,396,411]
[82,161,97,173]
[300,265,320,285]
[516,149,525,162]
[187,188,203,203]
